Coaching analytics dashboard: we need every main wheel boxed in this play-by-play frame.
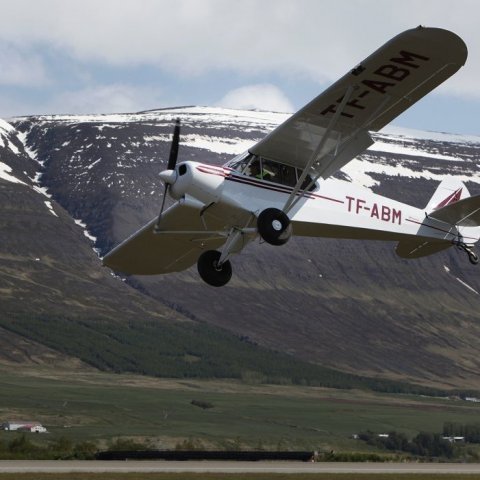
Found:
[257,208,292,246]
[468,251,479,265]
[197,250,232,287]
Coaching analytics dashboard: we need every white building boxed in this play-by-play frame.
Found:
[442,436,465,443]
[1,421,47,433]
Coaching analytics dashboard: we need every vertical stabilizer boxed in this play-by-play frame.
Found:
[425,177,470,213]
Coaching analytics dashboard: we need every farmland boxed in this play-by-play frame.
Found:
[1,364,480,454]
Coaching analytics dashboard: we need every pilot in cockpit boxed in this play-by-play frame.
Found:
[249,158,274,181]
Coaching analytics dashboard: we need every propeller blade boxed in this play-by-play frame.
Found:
[167,118,181,170]
[154,119,181,232]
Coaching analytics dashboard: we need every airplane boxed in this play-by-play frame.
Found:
[103,26,480,287]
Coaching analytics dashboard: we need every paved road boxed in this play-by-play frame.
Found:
[2,461,480,474]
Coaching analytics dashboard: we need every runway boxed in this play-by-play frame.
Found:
[2,460,480,474]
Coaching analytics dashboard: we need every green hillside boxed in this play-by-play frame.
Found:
[0,312,459,397]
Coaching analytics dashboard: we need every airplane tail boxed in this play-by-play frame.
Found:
[424,177,470,212]
[396,178,480,259]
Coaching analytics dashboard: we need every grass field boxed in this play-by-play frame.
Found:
[1,364,480,454]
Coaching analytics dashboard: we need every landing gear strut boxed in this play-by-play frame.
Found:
[456,242,479,265]
[197,250,232,287]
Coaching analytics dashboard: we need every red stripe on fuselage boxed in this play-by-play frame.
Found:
[195,165,344,204]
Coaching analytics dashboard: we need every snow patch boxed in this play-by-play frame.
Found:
[0,161,27,185]
[87,158,102,169]
[44,200,58,217]
[145,133,257,155]
[455,278,479,295]
[443,265,478,295]
[32,184,51,198]
[0,118,17,135]
[182,134,256,155]
[8,106,288,133]
[341,155,480,189]
[382,125,480,144]
[74,218,97,243]
[368,140,462,162]
[6,139,19,155]
[16,129,39,163]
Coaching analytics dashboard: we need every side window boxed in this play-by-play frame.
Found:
[246,157,263,179]
[278,164,297,187]
[261,159,278,182]
[246,157,278,182]
[236,156,317,191]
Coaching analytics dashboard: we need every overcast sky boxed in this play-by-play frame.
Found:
[1,0,479,134]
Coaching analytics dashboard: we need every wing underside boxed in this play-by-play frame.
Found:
[103,202,227,275]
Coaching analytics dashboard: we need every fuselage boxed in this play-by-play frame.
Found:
[170,160,480,248]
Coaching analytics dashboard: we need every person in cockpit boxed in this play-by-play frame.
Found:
[249,158,274,181]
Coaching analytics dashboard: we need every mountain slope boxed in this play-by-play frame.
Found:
[2,115,368,385]
[6,107,480,389]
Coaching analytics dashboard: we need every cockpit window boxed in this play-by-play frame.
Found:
[228,153,317,191]
[247,157,277,181]
[277,164,297,188]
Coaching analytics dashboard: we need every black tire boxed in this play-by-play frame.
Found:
[257,208,292,246]
[197,250,232,287]
[468,252,479,265]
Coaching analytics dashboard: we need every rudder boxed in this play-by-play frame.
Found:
[425,177,470,213]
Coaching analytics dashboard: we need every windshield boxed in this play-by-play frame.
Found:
[226,151,252,174]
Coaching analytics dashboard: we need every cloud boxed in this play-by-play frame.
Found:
[49,84,165,115]
[0,45,49,86]
[1,83,166,117]
[216,84,294,112]
[1,0,479,94]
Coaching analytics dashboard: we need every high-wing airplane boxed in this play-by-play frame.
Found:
[103,26,480,287]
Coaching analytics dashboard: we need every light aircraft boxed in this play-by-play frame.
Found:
[103,26,480,287]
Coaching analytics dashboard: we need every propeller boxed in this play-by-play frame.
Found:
[154,119,181,232]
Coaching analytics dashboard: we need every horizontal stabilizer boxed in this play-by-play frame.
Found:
[428,194,480,227]
[396,239,451,259]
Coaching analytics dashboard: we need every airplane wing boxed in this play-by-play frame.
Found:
[250,27,467,180]
[102,201,228,275]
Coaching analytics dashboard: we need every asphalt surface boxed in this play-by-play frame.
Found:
[2,461,480,474]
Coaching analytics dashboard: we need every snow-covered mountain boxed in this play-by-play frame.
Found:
[3,106,480,388]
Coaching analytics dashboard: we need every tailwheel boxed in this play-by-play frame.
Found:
[197,250,232,287]
[257,208,292,246]
[468,251,479,265]
[456,242,479,265]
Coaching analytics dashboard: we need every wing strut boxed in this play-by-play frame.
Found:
[282,85,355,214]
[282,93,392,215]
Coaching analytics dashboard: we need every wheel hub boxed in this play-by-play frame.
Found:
[272,219,283,231]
